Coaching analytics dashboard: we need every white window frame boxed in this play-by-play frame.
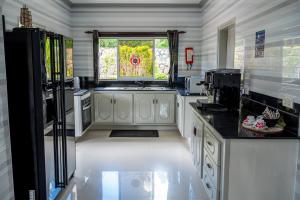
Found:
[99,37,169,82]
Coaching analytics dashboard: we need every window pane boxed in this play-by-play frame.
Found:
[45,37,51,80]
[119,40,153,78]
[154,39,170,80]
[65,39,74,79]
[99,39,118,80]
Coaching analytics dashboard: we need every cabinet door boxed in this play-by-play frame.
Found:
[184,97,202,137]
[192,113,204,177]
[134,94,155,124]
[176,95,184,136]
[94,93,114,124]
[155,94,175,124]
[114,93,133,124]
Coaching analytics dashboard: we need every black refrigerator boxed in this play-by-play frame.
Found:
[4,28,76,200]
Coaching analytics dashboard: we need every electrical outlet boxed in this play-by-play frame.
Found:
[282,95,294,109]
[243,85,250,95]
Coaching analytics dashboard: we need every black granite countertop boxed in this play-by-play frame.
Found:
[177,88,206,96]
[94,87,177,92]
[190,103,300,139]
[94,87,206,97]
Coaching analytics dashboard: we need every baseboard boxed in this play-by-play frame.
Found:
[90,124,178,131]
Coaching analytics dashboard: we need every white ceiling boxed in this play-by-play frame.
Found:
[70,0,202,4]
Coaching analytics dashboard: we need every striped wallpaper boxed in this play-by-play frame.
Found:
[199,0,300,199]
[71,5,203,77]
[0,0,71,199]
[0,1,14,199]
[199,0,300,103]
[3,0,72,37]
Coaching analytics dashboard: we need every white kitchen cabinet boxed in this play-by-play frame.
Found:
[134,93,175,124]
[94,93,114,123]
[155,94,175,124]
[176,95,184,134]
[114,94,133,124]
[134,94,155,124]
[177,95,207,137]
[191,112,204,176]
[191,107,299,200]
[95,91,176,125]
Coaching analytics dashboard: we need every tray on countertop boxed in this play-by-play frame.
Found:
[242,123,283,134]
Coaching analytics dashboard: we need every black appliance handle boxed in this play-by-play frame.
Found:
[59,35,68,186]
[51,34,68,188]
[49,33,61,188]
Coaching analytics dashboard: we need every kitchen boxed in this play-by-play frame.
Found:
[0,0,300,200]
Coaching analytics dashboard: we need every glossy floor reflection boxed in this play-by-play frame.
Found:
[58,130,209,200]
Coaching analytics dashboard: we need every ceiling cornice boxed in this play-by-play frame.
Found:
[71,2,203,9]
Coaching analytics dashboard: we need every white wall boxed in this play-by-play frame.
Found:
[0,0,14,199]
[200,0,300,103]
[71,5,202,77]
[3,0,72,37]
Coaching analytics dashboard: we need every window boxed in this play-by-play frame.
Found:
[99,38,170,81]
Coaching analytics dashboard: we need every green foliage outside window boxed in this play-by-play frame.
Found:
[99,38,170,80]
[65,39,74,78]
[119,40,153,78]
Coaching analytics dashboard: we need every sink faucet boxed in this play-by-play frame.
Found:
[135,81,145,87]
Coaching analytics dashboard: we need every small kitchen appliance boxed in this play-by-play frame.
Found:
[197,69,241,111]
[185,76,203,94]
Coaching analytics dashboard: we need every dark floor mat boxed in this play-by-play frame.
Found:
[110,130,159,137]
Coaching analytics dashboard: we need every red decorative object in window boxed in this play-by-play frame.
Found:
[130,55,140,66]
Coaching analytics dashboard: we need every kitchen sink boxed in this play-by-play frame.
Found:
[96,86,174,91]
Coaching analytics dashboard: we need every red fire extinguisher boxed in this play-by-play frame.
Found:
[185,48,194,70]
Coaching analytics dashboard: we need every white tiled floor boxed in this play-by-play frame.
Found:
[58,130,209,200]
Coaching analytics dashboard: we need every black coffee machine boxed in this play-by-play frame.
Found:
[197,69,241,111]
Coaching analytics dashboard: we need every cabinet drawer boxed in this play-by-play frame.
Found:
[204,128,221,166]
[203,149,220,187]
[202,169,218,200]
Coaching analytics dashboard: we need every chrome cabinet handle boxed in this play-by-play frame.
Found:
[110,99,113,104]
[153,99,155,104]
[207,141,213,146]
[114,99,116,104]
[193,127,197,136]
[206,183,211,190]
[156,99,159,104]
[206,163,212,169]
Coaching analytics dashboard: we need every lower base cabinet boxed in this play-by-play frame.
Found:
[134,94,155,124]
[177,95,207,137]
[94,93,133,124]
[113,94,133,124]
[134,93,175,124]
[95,91,176,125]
[191,109,298,200]
[191,113,204,176]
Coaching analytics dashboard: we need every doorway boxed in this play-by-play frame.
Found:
[218,19,236,68]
